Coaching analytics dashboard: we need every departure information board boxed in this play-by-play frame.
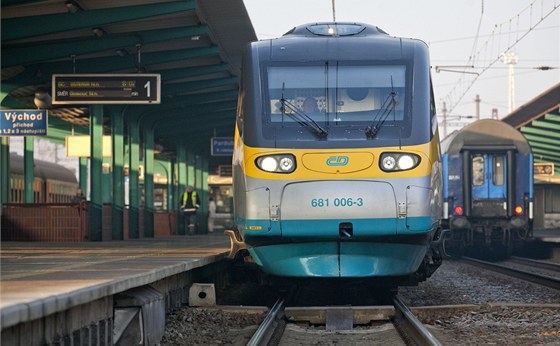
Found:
[52,74,160,104]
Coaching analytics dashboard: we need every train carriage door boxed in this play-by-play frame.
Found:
[471,153,507,200]
[470,152,510,218]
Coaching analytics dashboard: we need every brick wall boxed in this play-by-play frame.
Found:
[1,203,88,241]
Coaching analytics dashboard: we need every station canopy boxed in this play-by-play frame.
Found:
[501,83,560,176]
[1,0,257,156]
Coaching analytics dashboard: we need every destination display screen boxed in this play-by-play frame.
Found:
[52,74,160,104]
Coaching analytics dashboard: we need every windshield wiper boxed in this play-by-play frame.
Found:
[365,77,398,138]
[279,83,328,137]
[280,98,329,137]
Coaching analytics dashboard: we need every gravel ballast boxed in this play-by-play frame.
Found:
[161,260,560,345]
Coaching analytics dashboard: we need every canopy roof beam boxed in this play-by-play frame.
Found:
[2,1,196,41]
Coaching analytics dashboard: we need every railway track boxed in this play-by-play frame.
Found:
[462,256,560,290]
[247,296,287,346]
[510,256,560,272]
[392,295,442,346]
[248,295,442,346]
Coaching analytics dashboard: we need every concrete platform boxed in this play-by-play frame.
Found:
[521,229,560,263]
[533,228,560,243]
[0,234,230,331]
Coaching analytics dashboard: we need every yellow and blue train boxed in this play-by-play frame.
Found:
[229,23,444,286]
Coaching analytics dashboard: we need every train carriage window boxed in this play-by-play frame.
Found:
[492,156,505,186]
[472,156,485,186]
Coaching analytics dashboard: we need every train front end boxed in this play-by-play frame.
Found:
[230,23,443,284]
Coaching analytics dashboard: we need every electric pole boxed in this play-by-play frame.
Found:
[441,101,448,138]
[500,51,518,114]
[474,94,481,121]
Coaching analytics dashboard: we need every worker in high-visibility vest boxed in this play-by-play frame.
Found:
[181,185,200,234]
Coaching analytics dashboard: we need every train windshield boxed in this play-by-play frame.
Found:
[266,63,407,129]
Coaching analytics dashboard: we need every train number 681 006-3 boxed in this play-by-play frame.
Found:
[311,197,364,208]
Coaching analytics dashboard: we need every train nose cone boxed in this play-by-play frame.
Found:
[302,152,374,174]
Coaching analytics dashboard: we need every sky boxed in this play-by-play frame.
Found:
[242,0,560,134]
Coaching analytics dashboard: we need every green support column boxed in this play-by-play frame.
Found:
[89,105,104,241]
[194,154,204,233]
[128,118,140,238]
[24,137,34,203]
[186,150,195,232]
[102,157,112,203]
[201,157,209,234]
[1,137,10,204]
[143,128,154,238]
[187,150,195,187]
[194,154,203,190]
[167,160,174,211]
[111,109,125,240]
[176,145,186,235]
[79,157,88,197]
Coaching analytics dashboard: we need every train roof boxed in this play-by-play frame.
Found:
[283,22,389,37]
[441,119,532,155]
[251,22,429,63]
[10,152,78,184]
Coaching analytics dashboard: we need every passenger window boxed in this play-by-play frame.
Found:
[472,156,484,186]
[493,156,505,186]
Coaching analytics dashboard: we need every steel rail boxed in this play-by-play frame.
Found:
[247,297,286,346]
[510,256,560,272]
[463,256,560,290]
[392,295,442,346]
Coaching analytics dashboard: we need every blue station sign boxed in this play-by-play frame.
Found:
[211,137,234,156]
[0,109,48,136]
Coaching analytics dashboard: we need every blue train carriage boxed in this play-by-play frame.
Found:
[228,23,444,286]
[441,119,533,257]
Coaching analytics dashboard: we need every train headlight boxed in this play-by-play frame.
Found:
[382,156,396,170]
[256,154,296,173]
[380,153,420,172]
[260,157,278,172]
[510,216,527,228]
[279,157,294,172]
[451,216,469,229]
[397,155,415,170]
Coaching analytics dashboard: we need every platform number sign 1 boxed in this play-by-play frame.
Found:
[52,74,161,104]
[144,81,151,98]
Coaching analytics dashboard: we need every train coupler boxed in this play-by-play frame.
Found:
[224,229,247,259]
[429,228,449,266]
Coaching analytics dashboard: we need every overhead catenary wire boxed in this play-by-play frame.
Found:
[443,0,560,114]
[428,25,558,45]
